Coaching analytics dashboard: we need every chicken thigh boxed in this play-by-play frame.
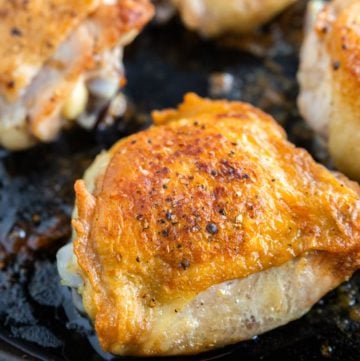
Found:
[170,0,296,37]
[298,0,360,180]
[57,94,360,356]
[0,0,154,150]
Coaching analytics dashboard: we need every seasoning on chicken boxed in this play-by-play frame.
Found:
[298,0,360,180]
[0,0,154,150]
[170,0,296,37]
[57,94,360,356]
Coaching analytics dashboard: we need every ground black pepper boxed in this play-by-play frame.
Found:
[206,222,218,234]
[165,210,172,220]
[11,27,22,36]
[180,259,190,270]
[332,61,340,70]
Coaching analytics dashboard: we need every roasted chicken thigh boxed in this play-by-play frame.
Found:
[57,94,360,356]
[0,0,154,150]
[298,0,360,180]
[170,0,296,37]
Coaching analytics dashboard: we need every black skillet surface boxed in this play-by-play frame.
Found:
[1,1,360,360]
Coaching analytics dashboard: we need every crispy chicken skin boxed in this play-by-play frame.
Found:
[58,94,360,356]
[0,0,154,150]
[298,0,360,180]
[171,0,296,37]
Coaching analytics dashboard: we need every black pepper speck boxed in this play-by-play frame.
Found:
[6,81,15,89]
[165,211,172,220]
[11,27,22,36]
[180,259,190,270]
[332,61,340,70]
[206,222,218,234]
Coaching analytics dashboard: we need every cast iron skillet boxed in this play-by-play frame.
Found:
[0,2,360,360]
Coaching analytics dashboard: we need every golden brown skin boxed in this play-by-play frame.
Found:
[72,94,360,355]
[298,0,360,180]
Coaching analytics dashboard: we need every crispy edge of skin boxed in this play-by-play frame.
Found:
[91,0,155,52]
[152,92,285,130]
